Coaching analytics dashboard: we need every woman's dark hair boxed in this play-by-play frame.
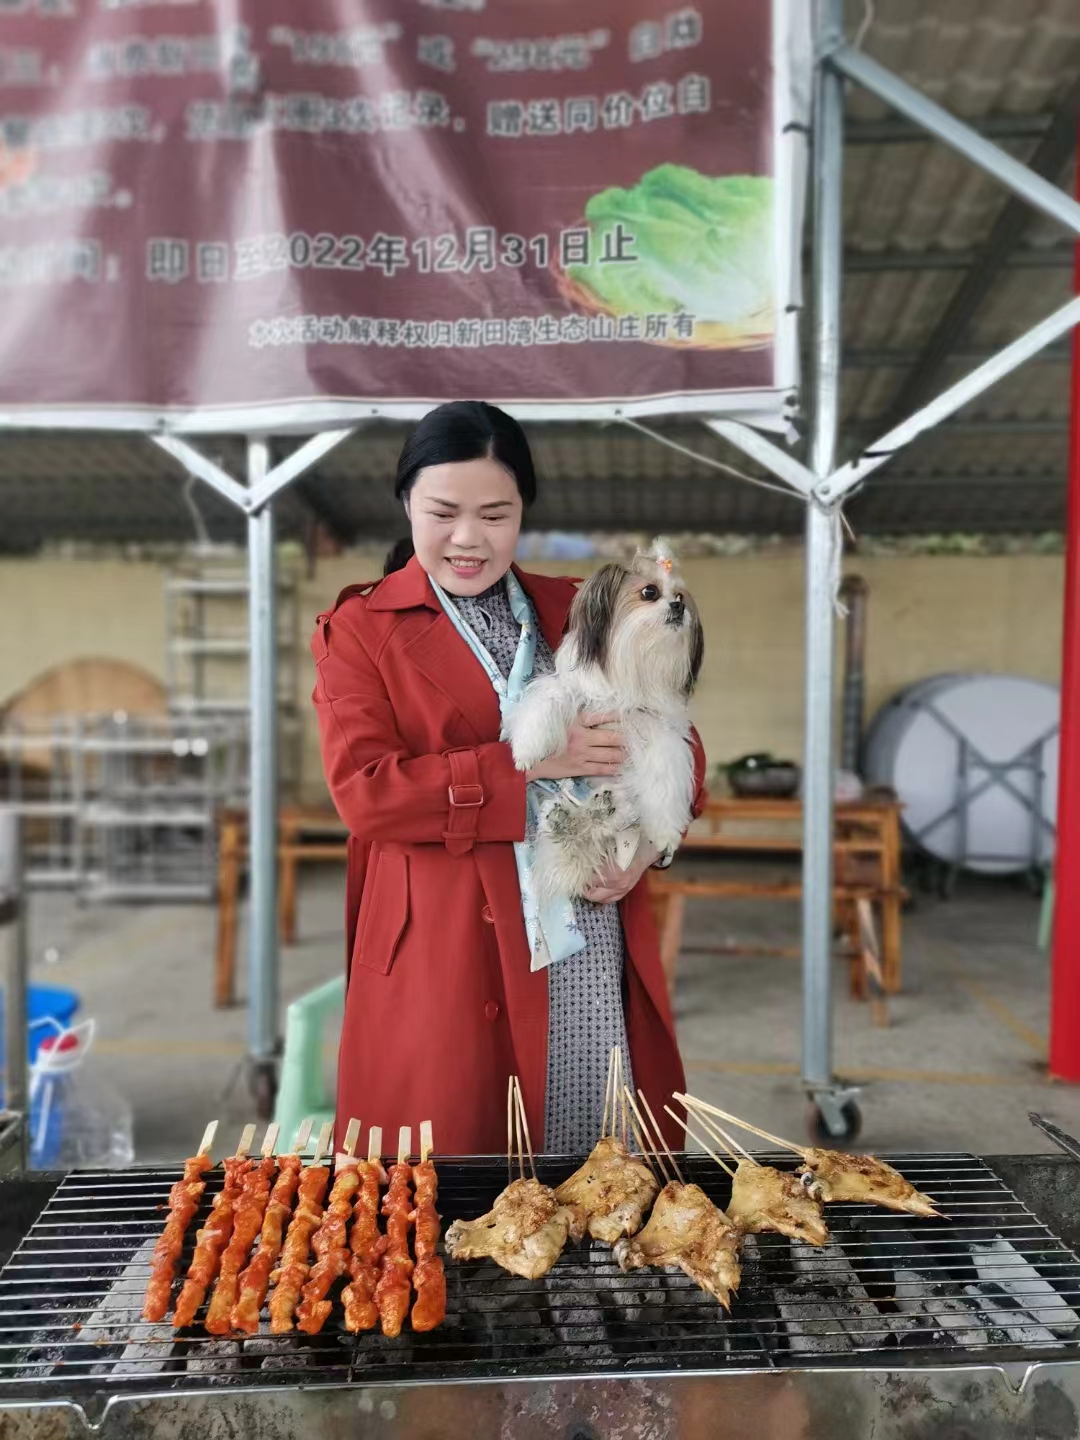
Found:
[384,401,538,574]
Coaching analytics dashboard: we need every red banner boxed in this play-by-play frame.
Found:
[0,1,807,430]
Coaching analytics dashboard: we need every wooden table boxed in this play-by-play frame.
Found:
[649,792,905,1004]
[214,806,348,1007]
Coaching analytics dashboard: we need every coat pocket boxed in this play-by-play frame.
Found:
[352,849,409,977]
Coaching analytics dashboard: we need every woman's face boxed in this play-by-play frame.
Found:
[406,457,523,596]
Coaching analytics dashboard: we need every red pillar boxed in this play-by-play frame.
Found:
[1049,131,1080,1081]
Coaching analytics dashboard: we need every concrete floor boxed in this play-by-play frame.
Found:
[22,855,1080,1164]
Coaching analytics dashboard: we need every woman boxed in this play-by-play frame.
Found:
[312,401,706,1154]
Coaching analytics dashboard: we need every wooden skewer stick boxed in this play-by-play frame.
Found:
[614,1048,627,1149]
[197,1120,218,1157]
[368,1126,383,1164]
[666,1104,735,1180]
[679,1096,758,1167]
[312,1122,334,1165]
[397,1126,412,1167]
[637,1090,685,1185]
[336,1117,361,1164]
[234,1123,257,1159]
[507,1075,515,1186]
[601,1047,616,1140]
[514,1076,535,1180]
[292,1118,314,1154]
[420,1120,434,1163]
[623,1105,663,1184]
[260,1123,280,1159]
[621,1087,668,1184]
[680,1100,806,1157]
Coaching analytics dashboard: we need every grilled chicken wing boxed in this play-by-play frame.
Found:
[613,1181,741,1309]
[727,1159,828,1246]
[798,1149,940,1217]
[554,1136,660,1244]
[444,1178,585,1280]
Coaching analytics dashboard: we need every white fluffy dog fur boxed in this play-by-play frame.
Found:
[503,539,704,902]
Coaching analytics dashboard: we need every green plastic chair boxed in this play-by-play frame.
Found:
[1038,874,1055,953]
[273,974,345,1151]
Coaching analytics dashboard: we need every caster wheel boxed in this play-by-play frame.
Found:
[807,1100,862,1147]
[250,1063,277,1121]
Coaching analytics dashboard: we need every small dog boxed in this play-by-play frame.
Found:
[504,539,704,902]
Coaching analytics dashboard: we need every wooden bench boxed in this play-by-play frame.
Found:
[214,806,348,1007]
[668,794,905,995]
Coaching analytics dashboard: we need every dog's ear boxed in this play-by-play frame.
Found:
[568,563,625,670]
[684,596,705,696]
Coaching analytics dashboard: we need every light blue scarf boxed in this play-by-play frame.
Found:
[430,570,586,971]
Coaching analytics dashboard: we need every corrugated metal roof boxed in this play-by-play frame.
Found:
[0,0,1074,547]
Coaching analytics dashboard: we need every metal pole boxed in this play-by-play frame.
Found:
[246,439,279,1111]
[802,0,849,1126]
[0,806,28,1168]
[1049,125,1080,1082]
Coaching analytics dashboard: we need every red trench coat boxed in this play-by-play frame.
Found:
[311,555,705,1154]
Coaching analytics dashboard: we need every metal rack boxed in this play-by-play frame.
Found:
[0,716,246,901]
[164,566,303,803]
[2,1152,1080,1432]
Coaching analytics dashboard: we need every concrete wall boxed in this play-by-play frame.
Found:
[0,549,1065,802]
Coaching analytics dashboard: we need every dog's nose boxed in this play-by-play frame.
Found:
[667,597,685,624]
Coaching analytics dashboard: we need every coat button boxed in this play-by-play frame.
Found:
[481,904,494,924]
[484,1000,500,1021]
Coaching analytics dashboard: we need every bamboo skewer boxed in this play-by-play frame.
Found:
[397,1126,411,1167]
[235,1123,256,1160]
[507,1075,515,1185]
[601,1047,617,1140]
[312,1122,334,1165]
[638,1089,684,1185]
[616,1050,628,1148]
[679,1099,806,1157]
[293,1118,313,1154]
[368,1126,383,1169]
[197,1120,218,1157]
[666,1104,735,1180]
[622,1087,668,1184]
[420,1119,433,1163]
[679,1097,758,1167]
[260,1123,280,1159]
[337,1117,361,1165]
[516,1079,535,1179]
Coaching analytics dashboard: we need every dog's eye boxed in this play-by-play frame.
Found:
[640,584,660,602]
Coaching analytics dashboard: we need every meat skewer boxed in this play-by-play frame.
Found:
[205,1124,279,1334]
[446,1077,585,1281]
[296,1118,363,1335]
[141,1120,218,1323]
[232,1119,313,1334]
[342,1126,385,1333]
[173,1124,256,1330]
[680,1096,941,1219]
[374,1126,415,1338]
[410,1120,446,1333]
[555,1050,660,1244]
[675,1100,828,1248]
[267,1122,334,1334]
[614,1099,740,1310]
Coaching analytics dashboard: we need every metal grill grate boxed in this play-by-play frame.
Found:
[2,1152,1080,1406]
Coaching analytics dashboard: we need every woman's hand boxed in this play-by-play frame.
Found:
[582,842,662,905]
[525,712,625,782]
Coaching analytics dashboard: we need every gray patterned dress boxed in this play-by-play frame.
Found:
[452,580,634,1152]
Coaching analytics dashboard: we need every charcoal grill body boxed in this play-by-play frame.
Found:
[3,1154,1080,1440]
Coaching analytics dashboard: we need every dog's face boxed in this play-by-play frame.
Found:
[567,540,704,704]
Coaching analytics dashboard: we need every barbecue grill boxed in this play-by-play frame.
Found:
[3,1151,1080,1439]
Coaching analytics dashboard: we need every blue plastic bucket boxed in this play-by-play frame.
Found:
[0,984,80,1067]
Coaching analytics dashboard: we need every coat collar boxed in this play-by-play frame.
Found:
[367,555,574,654]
